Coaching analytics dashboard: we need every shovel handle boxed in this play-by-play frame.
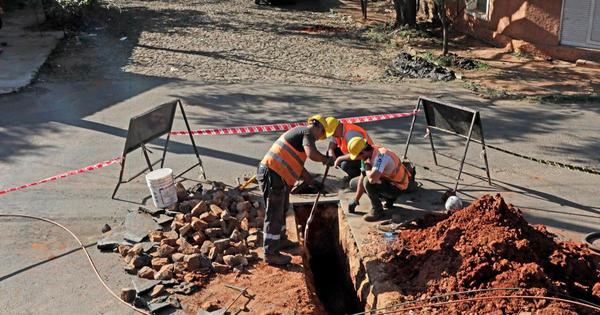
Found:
[304,160,331,241]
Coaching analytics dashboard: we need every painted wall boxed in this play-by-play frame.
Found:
[455,0,600,61]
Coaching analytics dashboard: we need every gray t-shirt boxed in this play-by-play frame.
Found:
[283,126,316,152]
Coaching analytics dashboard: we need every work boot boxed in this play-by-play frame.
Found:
[384,198,395,210]
[264,252,292,266]
[277,238,299,250]
[363,208,384,222]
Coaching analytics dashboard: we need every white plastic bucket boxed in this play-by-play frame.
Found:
[146,168,178,208]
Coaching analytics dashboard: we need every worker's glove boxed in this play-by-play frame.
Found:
[347,199,359,214]
[323,156,335,167]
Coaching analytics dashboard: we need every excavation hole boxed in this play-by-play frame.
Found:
[295,203,364,315]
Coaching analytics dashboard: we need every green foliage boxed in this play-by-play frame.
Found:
[42,0,94,26]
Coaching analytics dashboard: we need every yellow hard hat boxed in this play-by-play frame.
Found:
[325,117,340,138]
[348,137,367,160]
[307,114,327,140]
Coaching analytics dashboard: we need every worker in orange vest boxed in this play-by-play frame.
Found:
[324,117,373,214]
[347,137,414,222]
[257,115,332,265]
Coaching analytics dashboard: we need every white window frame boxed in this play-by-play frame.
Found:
[466,0,490,20]
[586,0,600,45]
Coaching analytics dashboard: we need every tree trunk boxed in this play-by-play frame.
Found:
[393,0,417,28]
[438,9,449,55]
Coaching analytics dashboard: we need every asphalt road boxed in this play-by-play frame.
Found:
[1,76,599,314]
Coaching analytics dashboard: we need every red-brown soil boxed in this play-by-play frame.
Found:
[384,194,600,314]
[180,251,326,315]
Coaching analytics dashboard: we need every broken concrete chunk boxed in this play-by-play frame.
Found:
[156,244,176,257]
[192,232,206,245]
[124,211,162,243]
[211,262,231,274]
[191,201,208,217]
[97,231,130,251]
[173,261,187,274]
[101,224,111,233]
[200,240,214,256]
[120,287,136,303]
[230,229,243,242]
[138,266,156,279]
[133,296,147,309]
[208,247,218,261]
[204,227,223,239]
[191,218,208,231]
[148,231,163,242]
[132,277,160,294]
[199,211,218,223]
[223,254,248,267]
[130,254,151,268]
[209,204,224,216]
[130,243,144,255]
[154,264,174,280]
[150,284,165,298]
[213,238,230,253]
[151,257,169,270]
[171,252,185,262]
[179,223,193,237]
[178,237,200,255]
[124,264,137,275]
[223,242,247,256]
[117,244,131,257]
[184,253,211,271]
[139,205,164,216]
[171,282,198,295]
[236,201,252,213]
[154,214,174,225]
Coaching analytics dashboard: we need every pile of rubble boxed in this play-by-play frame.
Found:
[383,194,600,314]
[385,52,456,81]
[98,182,265,313]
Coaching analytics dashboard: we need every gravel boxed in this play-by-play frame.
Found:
[42,0,390,85]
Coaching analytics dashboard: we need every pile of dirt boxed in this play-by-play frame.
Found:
[384,194,600,314]
[385,52,456,81]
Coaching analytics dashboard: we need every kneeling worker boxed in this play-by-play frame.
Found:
[347,137,414,222]
[325,116,373,213]
[257,115,331,265]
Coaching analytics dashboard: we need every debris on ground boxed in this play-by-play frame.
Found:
[100,181,266,313]
[101,223,111,233]
[385,52,456,81]
[382,194,600,314]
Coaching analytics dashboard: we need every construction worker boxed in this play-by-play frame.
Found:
[347,137,414,222]
[325,116,373,214]
[257,115,332,265]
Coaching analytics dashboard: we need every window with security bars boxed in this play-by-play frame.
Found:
[466,0,489,19]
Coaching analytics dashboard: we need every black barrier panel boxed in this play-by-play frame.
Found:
[421,98,483,141]
[123,100,178,155]
[403,97,491,192]
[112,100,205,199]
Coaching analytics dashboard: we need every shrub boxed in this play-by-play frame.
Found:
[42,0,94,27]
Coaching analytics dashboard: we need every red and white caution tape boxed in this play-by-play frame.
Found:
[0,110,417,196]
[170,110,418,136]
[0,156,123,196]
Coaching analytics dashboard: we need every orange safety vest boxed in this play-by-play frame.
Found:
[336,123,373,154]
[369,146,410,190]
[260,135,307,187]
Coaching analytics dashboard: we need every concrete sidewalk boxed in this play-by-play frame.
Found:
[0,7,63,94]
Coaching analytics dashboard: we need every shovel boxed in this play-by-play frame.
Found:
[303,159,332,250]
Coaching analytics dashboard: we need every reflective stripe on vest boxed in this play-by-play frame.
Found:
[371,146,409,190]
[336,124,372,154]
[261,136,307,187]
